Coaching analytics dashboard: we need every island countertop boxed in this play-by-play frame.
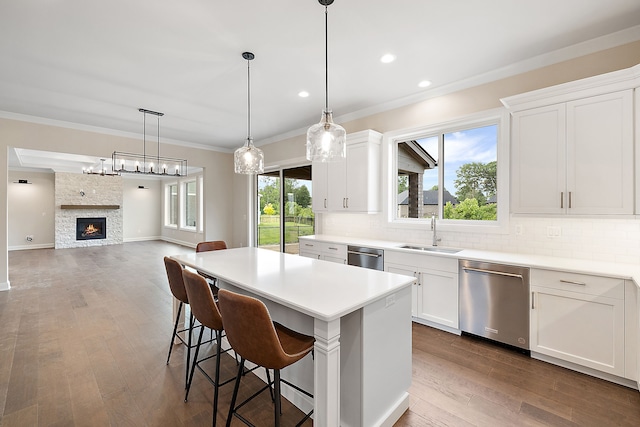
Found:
[171,246,415,322]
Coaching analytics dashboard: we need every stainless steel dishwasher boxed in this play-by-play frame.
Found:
[459,260,530,352]
[347,245,384,270]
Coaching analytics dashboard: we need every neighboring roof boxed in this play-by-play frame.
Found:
[398,141,437,170]
[397,189,458,206]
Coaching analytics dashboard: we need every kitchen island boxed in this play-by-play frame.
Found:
[171,247,415,427]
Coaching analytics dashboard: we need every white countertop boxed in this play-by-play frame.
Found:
[171,247,415,322]
[301,235,640,285]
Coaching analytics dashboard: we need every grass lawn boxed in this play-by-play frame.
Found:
[258,222,314,246]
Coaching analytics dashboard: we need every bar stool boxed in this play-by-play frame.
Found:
[196,240,227,294]
[164,256,198,388]
[182,269,235,426]
[218,289,315,427]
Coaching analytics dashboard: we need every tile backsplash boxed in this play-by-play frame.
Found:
[320,213,640,265]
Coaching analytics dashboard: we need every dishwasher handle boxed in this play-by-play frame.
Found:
[462,266,524,280]
[347,250,382,258]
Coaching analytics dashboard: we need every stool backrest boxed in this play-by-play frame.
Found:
[218,289,287,369]
[196,241,227,253]
[182,269,224,331]
[164,257,188,304]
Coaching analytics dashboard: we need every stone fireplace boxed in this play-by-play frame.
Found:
[55,172,123,249]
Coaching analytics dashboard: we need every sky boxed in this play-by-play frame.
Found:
[417,124,497,196]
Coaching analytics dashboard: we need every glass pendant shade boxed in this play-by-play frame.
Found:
[306,109,346,162]
[234,137,264,174]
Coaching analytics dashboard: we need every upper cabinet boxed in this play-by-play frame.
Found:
[312,129,382,213]
[503,65,639,216]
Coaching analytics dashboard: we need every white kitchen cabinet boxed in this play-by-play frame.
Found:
[311,129,382,213]
[530,269,625,377]
[385,250,458,332]
[510,90,633,215]
[299,240,346,264]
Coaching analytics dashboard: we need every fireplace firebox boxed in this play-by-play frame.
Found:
[76,217,107,240]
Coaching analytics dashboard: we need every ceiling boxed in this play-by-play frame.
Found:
[2,0,640,159]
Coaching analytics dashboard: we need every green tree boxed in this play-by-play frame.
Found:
[294,185,311,208]
[259,177,280,214]
[444,199,497,220]
[398,175,408,194]
[453,161,497,204]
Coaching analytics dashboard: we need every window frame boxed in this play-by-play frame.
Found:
[165,182,179,228]
[181,179,197,230]
[385,108,510,234]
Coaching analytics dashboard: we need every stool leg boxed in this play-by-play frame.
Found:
[212,329,222,427]
[226,358,245,427]
[274,369,281,427]
[185,326,205,402]
[186,311,194,388]
[166,302,183,365]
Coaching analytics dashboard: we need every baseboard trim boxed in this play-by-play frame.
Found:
[123,236,162,243]
[9,243,54,251]
[160,236,196,248]
[0,280,10,291]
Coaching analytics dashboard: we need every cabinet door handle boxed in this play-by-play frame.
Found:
[568,191,572,208]
[324,198,327,209]
[560,279,586,286]
[346,197,349,208]
[531,291,535,309]
[560,192,564,209]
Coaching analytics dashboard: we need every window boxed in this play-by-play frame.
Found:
[164,174,203,231]
[391,110,508,231]
[167,183,178,226]
[184,180,197,228]
[257,166,314,254]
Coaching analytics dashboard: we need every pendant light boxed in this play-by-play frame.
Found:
[234,52,264,174]
[306,0,346,162]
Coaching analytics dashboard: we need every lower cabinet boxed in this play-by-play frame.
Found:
[530,269,626,378]
[299,240,347,264]
[385,251,459,331]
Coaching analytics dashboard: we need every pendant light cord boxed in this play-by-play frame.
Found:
[247,57,251,140]
[324,5,329,110]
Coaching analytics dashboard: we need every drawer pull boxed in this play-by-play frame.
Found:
[328,247,338,251]
[560,279,586,286]
[304,243,313,247]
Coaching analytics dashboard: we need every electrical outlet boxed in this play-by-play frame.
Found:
[547,226,561,237]
[385,294,396,307]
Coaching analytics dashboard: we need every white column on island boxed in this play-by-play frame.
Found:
[313,318,341,427]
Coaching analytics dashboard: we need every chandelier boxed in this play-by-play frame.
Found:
[112,108,188,176]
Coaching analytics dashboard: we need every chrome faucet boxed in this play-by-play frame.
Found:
[431,213,441,246]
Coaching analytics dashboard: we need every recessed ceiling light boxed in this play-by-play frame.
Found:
[380,54,396,64]
[298,91,310,98]
[418,80,432,88]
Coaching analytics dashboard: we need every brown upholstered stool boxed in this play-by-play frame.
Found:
[218,289,315,427]
[182,269,235,426]
[195,240,227,294]
[164,256,200,389]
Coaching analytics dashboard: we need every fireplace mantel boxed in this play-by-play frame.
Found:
[60,205,120,210]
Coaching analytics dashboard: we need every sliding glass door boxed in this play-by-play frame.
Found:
[257,166,314,254]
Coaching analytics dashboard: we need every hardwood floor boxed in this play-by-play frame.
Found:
[1,241,639,426]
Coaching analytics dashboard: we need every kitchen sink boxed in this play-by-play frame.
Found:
[399,245,462,254]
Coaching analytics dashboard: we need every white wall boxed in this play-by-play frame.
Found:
[122,177,162,241]
[8,170,54,250]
